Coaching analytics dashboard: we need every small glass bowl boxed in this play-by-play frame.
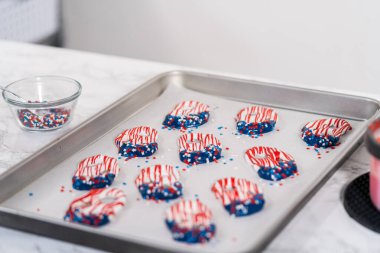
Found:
[2,76,82,131]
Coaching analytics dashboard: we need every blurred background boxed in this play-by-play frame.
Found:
[0,0,379,93]
[0,0,59,44]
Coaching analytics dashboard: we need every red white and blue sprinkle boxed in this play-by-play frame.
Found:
[17,108,71,130]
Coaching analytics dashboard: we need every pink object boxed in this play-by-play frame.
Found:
[367,120,380,211]
[370,156,380,211]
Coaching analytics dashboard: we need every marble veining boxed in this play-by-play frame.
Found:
[0,40,379,253]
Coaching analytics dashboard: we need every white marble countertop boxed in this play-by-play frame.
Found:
[0,40,379,253]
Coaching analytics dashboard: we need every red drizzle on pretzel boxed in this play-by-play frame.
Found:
[135,164,180,187]
[74,154,120,179]
[165,199,213,229]
[114,126,158,147]
[178,133,221,151]
[67,188,126,220]
[245,146,294,168]
[170,101,210,116]
[236,106,278,123]
[304,118,352,137]
[211,177,262,206]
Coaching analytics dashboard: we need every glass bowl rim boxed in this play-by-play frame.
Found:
[2,75,82,108]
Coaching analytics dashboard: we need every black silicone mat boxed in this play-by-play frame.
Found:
[343,173,380,233]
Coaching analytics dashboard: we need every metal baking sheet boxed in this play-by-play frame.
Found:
[0,71,378,253]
